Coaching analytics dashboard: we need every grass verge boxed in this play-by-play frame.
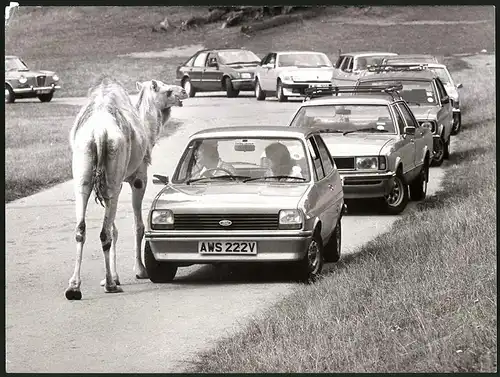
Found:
[191,57,496,372]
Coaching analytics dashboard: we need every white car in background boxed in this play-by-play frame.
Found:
[254,50,334,102]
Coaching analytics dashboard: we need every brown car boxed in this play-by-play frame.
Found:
[175,48,261,98]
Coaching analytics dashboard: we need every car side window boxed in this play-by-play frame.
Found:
[193,52,209,67]
[206,52,218,67]
[340,57,352,72]
[397,103,418,129]
[306,137,325,181]
[392,105,407,134]
[261,53,271,65]
[185,56,196,67]
[268,54,276,66]
[435,79,448,101]
[313,135,334,176]
[335,56,344,69]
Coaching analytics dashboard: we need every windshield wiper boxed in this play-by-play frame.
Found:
[186,175,250,185]
[343,127,390,136]
[244,175,306,182]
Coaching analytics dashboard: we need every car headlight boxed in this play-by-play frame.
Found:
[279,209,303,230]
[151,209,174,230]
[240,72,251,79]
[18,76,27,84]
[356,156,379,170]
[52,74,59,81]
[233,72,241,78]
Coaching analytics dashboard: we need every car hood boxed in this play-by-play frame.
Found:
[321,133,394,156]
[409,106,439,121]
[282,67,334,81]
[154,183,309,211]
[5,69,55,77]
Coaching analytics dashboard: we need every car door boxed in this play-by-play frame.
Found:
[190,51,209,90]
[393,103,417,179]
[334,56,355,85]
[434,78,453,140]
[201,51,224,91]
[397,102,427,172]
[305,136,337,243]
[259,53,277,91]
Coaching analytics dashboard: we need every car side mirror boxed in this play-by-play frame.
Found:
[441,95,450,104]
[152,174,169,185]
[456,83,463,89]
[404,126,416,135]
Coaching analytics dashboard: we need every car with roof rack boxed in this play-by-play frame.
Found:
[287,84,433,215]
[145,126,346,283]
[175,48,261,98]
[382,54,439,65]
[331,51,398,86]
[381,58,463,135]
[356,64,454,166]
[253,50,335,102]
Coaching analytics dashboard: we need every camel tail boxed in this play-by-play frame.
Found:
[92,131,108,207]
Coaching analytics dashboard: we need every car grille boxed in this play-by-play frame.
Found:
[173,213,279,230]
[36,75,46,87]
[334,157,355,170]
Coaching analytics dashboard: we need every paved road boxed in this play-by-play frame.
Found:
[6,92,446,373]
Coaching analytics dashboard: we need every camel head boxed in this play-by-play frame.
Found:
[136,80,188,109]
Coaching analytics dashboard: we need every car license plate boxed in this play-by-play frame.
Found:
[198,241,257,255]
[37,89,51,94]
[309,83,331,88]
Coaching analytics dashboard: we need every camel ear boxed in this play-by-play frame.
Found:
[151,80,159,92]
[136,81,143,91]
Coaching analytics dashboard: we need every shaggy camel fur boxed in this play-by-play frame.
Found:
[65,77,187,300]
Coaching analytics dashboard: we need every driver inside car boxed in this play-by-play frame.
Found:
[190,142,237,178]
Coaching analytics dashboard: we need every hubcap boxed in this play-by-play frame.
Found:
[307,240,320,272]
[385,176,404,207]
[184,80,191,95]
[256,82,261,97]
[422,169,428,194]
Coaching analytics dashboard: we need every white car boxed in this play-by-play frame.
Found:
[253,50,334,102]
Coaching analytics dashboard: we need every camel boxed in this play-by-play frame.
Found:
[65,77,188,300]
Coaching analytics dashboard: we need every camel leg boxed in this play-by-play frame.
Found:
[100,185,122,287]
[101,195,124,294]
[131,168,149,279]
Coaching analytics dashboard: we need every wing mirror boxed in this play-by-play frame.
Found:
[441,95,450,104]
[456,83,463,89]
[404,126,416,135]
[152,174,169,185]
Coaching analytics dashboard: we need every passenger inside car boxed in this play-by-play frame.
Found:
[264,142,304,179]
[190,142,237,178]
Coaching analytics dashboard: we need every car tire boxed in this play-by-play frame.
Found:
[38,93,53,102]
[443,137,450,160]
[224,77,239,98]
[276,80,288,102]
[255,79,266,101]
[181,77,196,98]
[383,169,409,215]
[144,241,178,283]
[409,159,429,201]
[5,84,15,103]
[451,112,462,135]
[324,218,341,263]
[431,136,445,167]
[293,232,324,283]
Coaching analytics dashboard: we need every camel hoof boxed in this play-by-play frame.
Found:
[104,284,124,294]
[65,288,82,300]
[100,278,120,286]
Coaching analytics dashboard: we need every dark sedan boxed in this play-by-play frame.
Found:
[175,48,261,98]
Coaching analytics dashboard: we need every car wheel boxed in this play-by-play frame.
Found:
[383,169,409,215]
[182,77,196,98]
[431,137,445,167]
[5,84,15,103]
[451,112,462,135]
[224,77,239,98]
[255,79,266,101]
[293,232,324,283]
[276,80,288,102]
[38,93,53,102]
[324,218,341,263]
[443,137,450,160]
[409,159,428,201]
[144,241,178,283]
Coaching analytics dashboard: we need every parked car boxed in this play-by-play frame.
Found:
[357,66,453,166]
[287,84,433,214]
[175,48,261,98]
[381,59,463,135]
[382,54,439,65]
[331,51,398,86]
[5,55,61,103]
[253,50,334,102]
[145,126,346,283]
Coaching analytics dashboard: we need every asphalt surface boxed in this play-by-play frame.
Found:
[6,92,446,372]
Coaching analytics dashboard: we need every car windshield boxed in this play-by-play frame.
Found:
[218,50,261,65]
[360,80,438,105]
[290,104,397,134]
[173,137,311,184]
[354,56,392,70]
[5,57,28,71]
[278,53,332,68]
[429,67,451,84]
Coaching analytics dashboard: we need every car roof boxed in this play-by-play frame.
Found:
[359,70,437,81]
[341,51,398,57]
[190,125,317,140]
[384,54,438,62]
[197,48,250,53]
[302,95,396,106]
[274,50,327,55]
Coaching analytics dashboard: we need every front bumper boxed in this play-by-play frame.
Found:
[340,171,396,199]
[282,82,331,96]
[13,84,61,94]
[231,78,255,91]
[145,231,313,263]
